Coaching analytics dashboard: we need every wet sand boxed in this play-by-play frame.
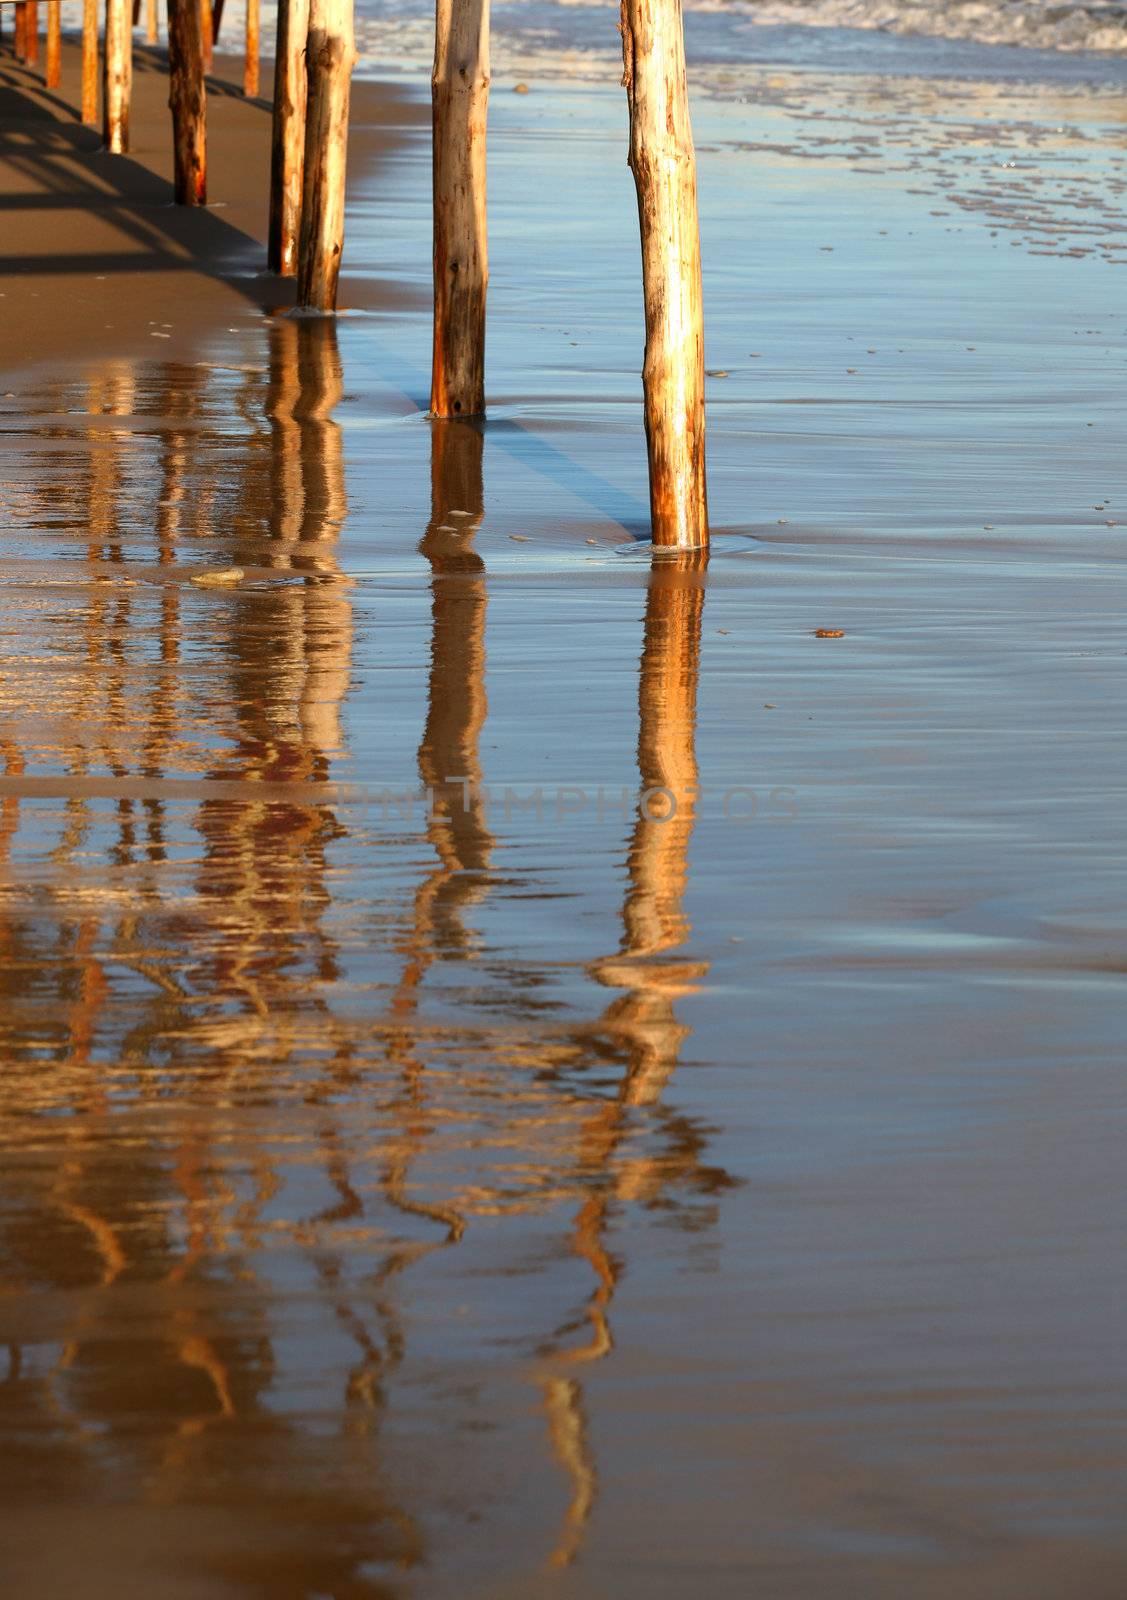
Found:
[4,34,1127,1600]
[0,45,426,377]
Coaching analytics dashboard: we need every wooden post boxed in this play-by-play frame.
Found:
[103,0,132,152]
[82,0,98,124]
[26,0,38,66]
[45,0,60,86]
[268,0,310,275]
[620,0,708,549]
[199,0,212,70]
[244,0,258,95]
[14,1,26,63]
[145,0,157,43]
[296,0,355,312]
[430,0,489,417]
[167,0,206,203]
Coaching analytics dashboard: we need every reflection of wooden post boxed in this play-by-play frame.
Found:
[620,0,708,549]
[592,553,708,1103]
[167,0,207,204]
[145,0,157,43]
[244,0,259,94]
[296,0,355,311]
[82,0,98,124]
[430,0,489,417]
[46,0,60,87]
[269,0,309,275]
[417,420,493,946]
[103,0,131,152]
[294,320,351,750]
[267,319,306,550]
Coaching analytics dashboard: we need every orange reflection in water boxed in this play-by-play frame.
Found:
[0,331,729,1596]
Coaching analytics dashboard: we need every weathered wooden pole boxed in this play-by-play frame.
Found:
[199,0,212,69]
[244,0,259,94]
[296,0,355,312]
[45,0,60,86]
[268,0,310,275]
[103,0,132,152]
[145,0,157,41]
[81,0,98,123]
[14,1,26,63]
[167,0,206,203]
[25,0,38,66]
[429,0,489,417]
[620,0,708,549]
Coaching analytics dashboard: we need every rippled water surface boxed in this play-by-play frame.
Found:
[4,58,1127,1600]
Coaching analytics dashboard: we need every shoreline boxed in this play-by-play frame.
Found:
[0,44,427,383]
[4,31,1127,1600]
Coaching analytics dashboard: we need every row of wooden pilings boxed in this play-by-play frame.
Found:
[6,0,708,548]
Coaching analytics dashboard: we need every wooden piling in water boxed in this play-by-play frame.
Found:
[81,0,98,123]
[103,0,132,152]
[430,0,489,417]
[145,0,157,43]
[45,0,60,86]
[14,1,26,63]
[268,0,310,275]
[25,0,38,66]
[244,0,259,95]
[296,0,355,312]
[167,0,207,203]
[620,0,708,550]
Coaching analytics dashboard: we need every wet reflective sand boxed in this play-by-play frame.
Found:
[4,66,1127,1600]
[0,321,734,1597]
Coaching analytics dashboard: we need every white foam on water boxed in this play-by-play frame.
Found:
[718,0,1127,54]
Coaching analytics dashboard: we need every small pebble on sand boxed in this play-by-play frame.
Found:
[814,629,845,639]
[707,369,729,378]
[514,83,530,93]
[190,568,244,588]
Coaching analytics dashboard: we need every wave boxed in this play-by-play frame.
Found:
[720,0,1127,55]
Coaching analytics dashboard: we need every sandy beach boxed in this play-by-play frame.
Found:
[0,44,425,375]
[3,10,1127,1599]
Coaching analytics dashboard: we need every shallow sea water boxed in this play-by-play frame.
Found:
[3,51,1127,1600]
